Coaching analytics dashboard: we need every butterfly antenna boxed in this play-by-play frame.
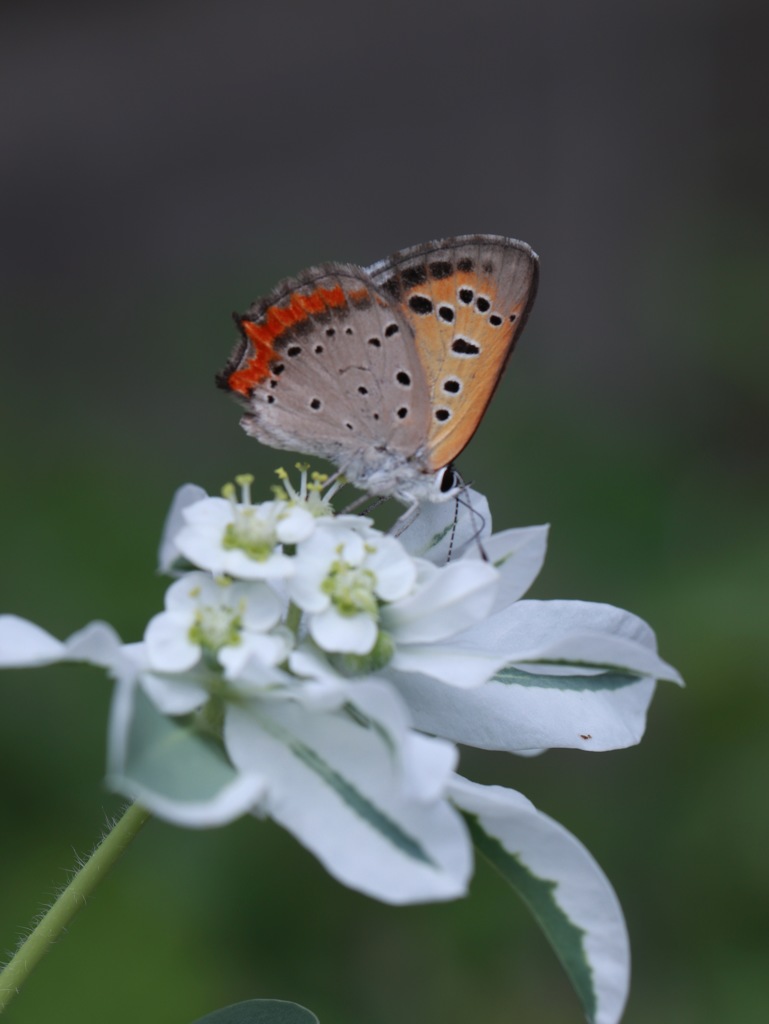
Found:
[446,493,460,563]
[455,482,489,561]
[360,494,388,516]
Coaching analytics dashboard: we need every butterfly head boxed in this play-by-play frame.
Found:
[390,463,462,507]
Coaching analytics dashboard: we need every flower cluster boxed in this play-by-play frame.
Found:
[0,467,683,1024]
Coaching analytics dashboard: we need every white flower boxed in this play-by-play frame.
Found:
[285,515,505,688]
[144,571,286,675]
[288,522,418,654]
[0,468,685,1019]
[174,475,315,580]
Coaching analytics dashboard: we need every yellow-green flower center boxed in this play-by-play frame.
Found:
[321,560,378,617]
[188,604,242,652]
[222,509,277,562]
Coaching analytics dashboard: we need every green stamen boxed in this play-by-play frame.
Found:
[321,559,379,617]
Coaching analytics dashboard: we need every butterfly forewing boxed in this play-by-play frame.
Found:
[367,235,539,471]
[219,264,430,465]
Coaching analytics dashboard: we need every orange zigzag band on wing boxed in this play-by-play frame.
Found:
[227,284,349,396]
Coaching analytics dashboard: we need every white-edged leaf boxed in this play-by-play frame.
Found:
[450,776,629,1024]
[390,664,657,752]
[464,524,550,610]
[224,684,471,904]
[0,615,65,666]
[0,615,123,669]
[107,682,265,827]
[462,599,683,685]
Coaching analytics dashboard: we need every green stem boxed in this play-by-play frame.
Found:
[0,801,151,1014]
[285,602,302,635]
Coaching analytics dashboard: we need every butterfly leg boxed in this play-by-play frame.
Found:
[340,492,377,515]
[390,501,420,537]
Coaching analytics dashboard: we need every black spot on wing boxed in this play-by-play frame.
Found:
[409,295,433,315]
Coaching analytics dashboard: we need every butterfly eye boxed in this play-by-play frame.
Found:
[439,466,457,492]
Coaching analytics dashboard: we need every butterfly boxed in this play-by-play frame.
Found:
[217,234,539,506]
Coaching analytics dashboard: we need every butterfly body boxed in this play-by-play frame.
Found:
[218,235,539,503]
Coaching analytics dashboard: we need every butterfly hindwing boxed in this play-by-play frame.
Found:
[367,235,539,471]
[219,264,431,464]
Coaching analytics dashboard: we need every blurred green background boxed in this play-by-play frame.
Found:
[1,2,767,1022]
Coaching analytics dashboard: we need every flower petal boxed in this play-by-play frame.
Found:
[145,612,200,672]
[236,583,284,631]
[275,506,316,544]
[219,632,292,679]
[450,776,629,1024]
[367,538,418,601]
[157,483,208,574]
[309,606,377,655]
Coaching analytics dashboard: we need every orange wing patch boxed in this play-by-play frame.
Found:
[226,284,348,396]
[399,269,532,470]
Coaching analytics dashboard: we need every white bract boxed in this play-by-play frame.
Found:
[0,467,684,1024]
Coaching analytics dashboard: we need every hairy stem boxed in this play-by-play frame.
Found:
[0,802,150,1014]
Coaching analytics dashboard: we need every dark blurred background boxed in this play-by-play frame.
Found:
[1,2,767,1022]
